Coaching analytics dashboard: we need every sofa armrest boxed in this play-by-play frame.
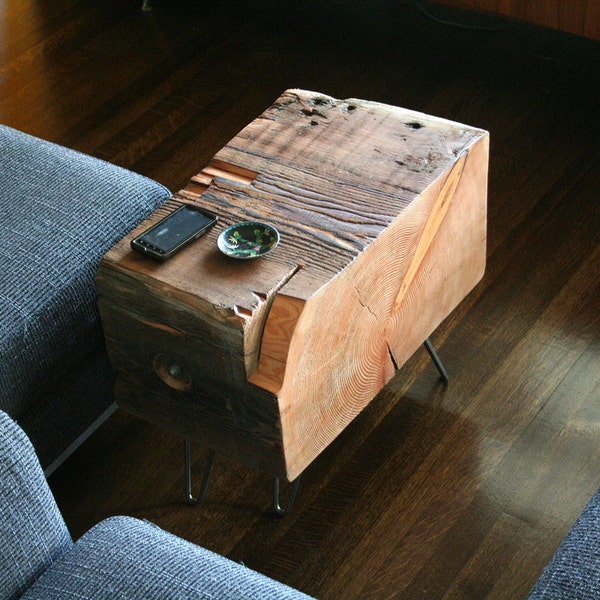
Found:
[22,515,314,599]
[0,411,72,600]
[528,488,600,599]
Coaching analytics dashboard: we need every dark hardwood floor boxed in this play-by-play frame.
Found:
[2,0,599,598]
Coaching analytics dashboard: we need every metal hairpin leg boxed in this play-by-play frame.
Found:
[273,476,302,517]
[185,440,215,505]
[423,337,449,384]
[184,440,301,515]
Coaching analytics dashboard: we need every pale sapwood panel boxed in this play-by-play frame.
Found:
[274,135,488,479]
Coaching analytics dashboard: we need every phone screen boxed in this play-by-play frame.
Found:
[131,205,217,260]
[143,206,213,252]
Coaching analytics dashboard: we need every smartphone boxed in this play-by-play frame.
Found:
[131,204,218,261]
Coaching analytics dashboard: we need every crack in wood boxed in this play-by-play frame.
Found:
[387,344,399,371]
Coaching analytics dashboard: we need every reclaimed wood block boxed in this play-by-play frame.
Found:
[96,89,488,481]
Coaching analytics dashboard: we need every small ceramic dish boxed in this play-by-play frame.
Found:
[217,221,280,259]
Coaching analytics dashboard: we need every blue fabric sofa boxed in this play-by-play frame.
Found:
[527,487,600,599]
[0,124,171,474]
[0,409,313,599]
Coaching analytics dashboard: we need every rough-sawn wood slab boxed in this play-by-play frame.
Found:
[96,89,489,481]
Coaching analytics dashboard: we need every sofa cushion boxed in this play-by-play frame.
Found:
[528,488,600,599]
[0,125,170,419]
[0,411,73,600]
[21,515,314,599]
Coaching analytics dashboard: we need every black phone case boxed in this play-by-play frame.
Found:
[130,205,218,261]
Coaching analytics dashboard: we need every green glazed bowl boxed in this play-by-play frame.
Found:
[217,221,280,259]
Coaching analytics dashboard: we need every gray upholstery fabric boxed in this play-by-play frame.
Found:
[0,411,73,600]
[1,409,313,600]
[22,516,314,599]
[0,124,170,421]
[528,488,600,599]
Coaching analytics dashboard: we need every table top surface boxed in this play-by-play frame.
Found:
[102,89,486,317]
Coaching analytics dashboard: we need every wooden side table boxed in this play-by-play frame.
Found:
[96,90,488,508]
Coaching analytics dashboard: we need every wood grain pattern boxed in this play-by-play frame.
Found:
[98,89,488,480]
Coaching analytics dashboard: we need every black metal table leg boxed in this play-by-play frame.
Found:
[423,337,449,384]
[185,440,215,506]
[273,476,302,517]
